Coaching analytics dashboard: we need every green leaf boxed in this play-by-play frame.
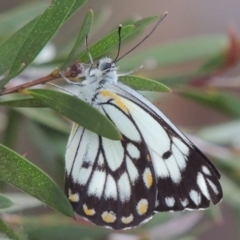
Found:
[0,194,14,209]
[119,35,228,71]
[119,75,171,92]
[2,110,21,149]
[119,15,160,45]
[0,144,73,217]
[221,174,240,207]
[0,0,87,86]
[198,52,225,73]
[0,2,48,39]
[0,17,39,83]
[78,25,134,62]
[27,225,109,240]
[179,88,240,118]
[15,108,70,133]
[0,97,45,108]
[20,89,121,140]
[0,218,24,240]
[61,8,94,70]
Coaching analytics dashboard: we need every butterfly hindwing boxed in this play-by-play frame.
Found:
[65,102,158,229]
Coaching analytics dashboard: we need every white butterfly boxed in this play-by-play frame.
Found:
[64,56,222,230]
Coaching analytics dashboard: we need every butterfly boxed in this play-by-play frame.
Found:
[64,58,223,230]
[64,15,222,230]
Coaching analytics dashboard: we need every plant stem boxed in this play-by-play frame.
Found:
[0,69,71,96]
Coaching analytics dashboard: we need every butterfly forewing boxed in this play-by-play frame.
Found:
[65,57,222,230]
[109,82,222,211]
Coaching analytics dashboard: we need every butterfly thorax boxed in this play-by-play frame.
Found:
[78,57,118,105]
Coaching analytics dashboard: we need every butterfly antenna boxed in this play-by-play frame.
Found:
[86,35,94,65]
[113,24,123,62]
[116,12,168,62]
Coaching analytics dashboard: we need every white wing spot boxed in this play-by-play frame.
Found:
[180,198,189,207]
[207,179,219,194]
[126,157,139,184]
[165,197,175,207]
[97,153,104,166]
[202,166,211,175]
[70,130,98,180]
[88,170,106,198]
[77,167,92,185]
[165,155,181,183]
[136,199,148,215]
[104,174,117,200]
[151,151,169,178]
[118,172,131,202]
[65,125,84,175]
[126,143,140,160]
[197,173,210,200]
[172,145,187,171]
[102,138,124,172]
[121,214,134,224]
[172,137,189,156]
[189,190,201,206]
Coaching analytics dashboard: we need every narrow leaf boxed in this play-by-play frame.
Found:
[0,17,39,82]
[0,144,73,217]
[179,88,240,118]
[0,0,87,86]
[27,225,109,240]
[0,194,14,209]
[120,35,228,71]
[198,52,225,73]
[16,108,70,133]
[0,2,48,37]
[119,16,160,44]
[0,218,24,240]
[119,75,171,92]
[20,89,121,140]
[0,97,45,108]
[61,8,93,70]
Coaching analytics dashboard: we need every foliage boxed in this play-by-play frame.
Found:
[0,0,240,239]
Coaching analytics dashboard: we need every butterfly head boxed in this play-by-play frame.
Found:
[85,57,118,84]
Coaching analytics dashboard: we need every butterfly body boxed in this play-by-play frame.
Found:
[65,57,222,229]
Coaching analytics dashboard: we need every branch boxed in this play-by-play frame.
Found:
[0,63,84,96]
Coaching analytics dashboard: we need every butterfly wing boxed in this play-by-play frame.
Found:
[65,81,222,229]
[106,82,222,210]
[65,127,157,229]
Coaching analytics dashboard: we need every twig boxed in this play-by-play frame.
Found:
[0,63,84,96]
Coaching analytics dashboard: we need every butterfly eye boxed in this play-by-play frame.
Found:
[100,62,112,71]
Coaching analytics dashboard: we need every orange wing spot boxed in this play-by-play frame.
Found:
[121,214,134,224]
[68,189,80,202]
[83,204,96,216]
[101,211,116,223]
[100,90,128,113]
[146,154,151,162]
[146,173,153,188]
[137,199,148,215]
[143,168,153,188]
